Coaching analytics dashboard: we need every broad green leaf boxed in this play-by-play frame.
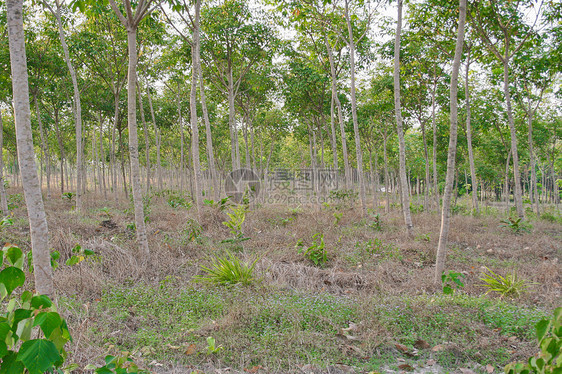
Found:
[33,312,62,339]
[83,249,95,256]
[0,268,25,297]
[65,256,80,266]
[17,339,61,374]
[0,350,25,374]
[0,322,11,340]
[0,341,7,357]
[536,318,550,342]
[94,367,114,374]
[20,291,32,305]
[31,295,52,310]
[5,247,23,269]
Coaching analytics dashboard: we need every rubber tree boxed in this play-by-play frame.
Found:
[7,0,53,295]
[393,0,414,236]
[435,0,467,284]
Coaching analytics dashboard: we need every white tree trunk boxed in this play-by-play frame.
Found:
[190,0,203,214]
[464,58,479,213]
[394,0,414,236]
[0,109,9,214]
[7,0,53,295]
[434,0,467,284]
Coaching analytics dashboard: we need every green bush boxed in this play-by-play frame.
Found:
[0,244,72,374]
[296,233,328,267]
[479,267,534,298]
[193,251,260,287]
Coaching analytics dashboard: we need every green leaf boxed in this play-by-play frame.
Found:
[0,341,7,357]
[65,256,80,266]
[20,291,32,305]
[0,267,25,297]
[0,322,11,340]
[536,318,550,342]
[17,339,61,374]
[0,350,25,374]
[33,312,62,339]
[31,295,53,310]
[5,247,23,268]
[83,249,95,256]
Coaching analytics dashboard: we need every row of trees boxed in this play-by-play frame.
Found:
[1,0,561,291]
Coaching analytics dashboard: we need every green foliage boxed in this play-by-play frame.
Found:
[328,189,358,209]
[409,203,424,213]
[479,267,533,298]
[441,271,465,295]
[539,211,562,224]
[296,233,327,267]
[84,351,150,374]
[65,244,95,266]
[355,238,402,262]
[505,308,562,374]
[0,216,14,227]
[205,336,223,355]
[7,194,24,210]
[62,192,75,201]
[367,211,382,231]
[98,207,112,219]
[184,218,203,243]
[193,251,260,287]
[333,212,343,225]
[0,245,71,374]
[167,194,192,209]
[204,197,231,211]
[221,205,250,243]
[500,216,532,234]
[415,233,431,242]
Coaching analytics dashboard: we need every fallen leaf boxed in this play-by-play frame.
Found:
[426,359,436,366]
[342,322,359,333]
[431,344,446,352]
[460,369,476,374]
[244,365,263,373]
[166,344,181,350]
[184,344,196,355]
[486,364,494,373]
[395,343,409,353]
[414,339,431,349]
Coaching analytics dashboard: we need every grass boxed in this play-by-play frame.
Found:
[6,189,560,373]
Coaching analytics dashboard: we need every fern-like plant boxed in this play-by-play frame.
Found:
[479,267,533,298]
[193,251,260,287]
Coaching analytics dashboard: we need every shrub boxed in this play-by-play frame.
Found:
[479,267,533,298]
[0,244,71,374]
[222,204,250,243]
[500,216,532,234]
[193,251,260,287]
[296,233,328,267]
[504,307,561,374]
[441,270,465,295]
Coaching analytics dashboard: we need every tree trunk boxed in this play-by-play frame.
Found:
[502,56,524,218]
[420,119,430,209]
[190,0,203,214]
[0,110,9,213]
[227,69,239,170]
[52,0,83,211]
[394,0,414,236]
[464,57,479,213]
[434,0,466,284]
[383,130,390,213]
[146,82,162,191]
[200,80,219,200]
[345,0,367,217]
[7,0,53,296]
[137,82,150,194]
[527,110,539,215]
[33,94,51,199]
[126,27,150,260]
[431,77,439,209]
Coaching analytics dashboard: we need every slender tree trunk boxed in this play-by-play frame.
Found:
[329,95,338,169]
[504,149,512,212]
[190,0,203,214]
[111,93,119,199]
[0,110,9,213]
[146,82,162,191]
[431,77,439,209]
[464,57,479,213]
[126,27,150,260]
[434,0,466,284]
[7,0,53,295]
[502,56,524,218]
[33,94,51,199]
[137,82,150,194]
[527,110,539,215]
[345,0,367,217]
[99,112,107,199]
[178,88,185,192]
[383,130,390,213]
[200,80,219,200]
[421,119,430,209]
[394,0,413,236]
[227,69,239,170]
[325,36,350,187]
[51,0,83,211]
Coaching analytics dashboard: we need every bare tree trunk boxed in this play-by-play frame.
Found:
[329,96,338,169]
[0,110,9,213]
[137,82,150,194]
[200,80,219,200]
[434,0,466,284]
[99,112,107,199]
[49,0,83,211]
[464,56,479,213]
[111,93,119,199]
[7,0,53,295]
[383,130,390,213]
[146,82,162,191]
[420,119,430,209]
[227,69,239,170]
[190,0,203,214]
[502,56,524,218]
[431,77,439,209]
[345,0,367,217]
[393,0,413,236]
[33,94,51,199]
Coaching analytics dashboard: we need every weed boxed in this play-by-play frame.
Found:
[204,197,231,211]
[222,204,250,243]
[168,194,192,209]
[367,211,382,231]
[441,270,465,295]
[540,211,561,224]
[505,307,562,374]
[62,191,75,201]
[184,218,203,243]
[7,194,23,210]
[410,203,424,213]
[355,238,402,262]
[205,336,224,355]
[193,251,260,287]
[99,207,112,219]
[479,267,534,298]
[85,351,149,373]
[416,233,431,242]
[296,233,328,267]
[328,189,358,208]
[500,216,532,234]
[0,216,14,227]
[333,212,343,225]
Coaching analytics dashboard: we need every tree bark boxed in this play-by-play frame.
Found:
[200,79,219,200]
[393,0,414,236]
[0,110,9,214]
[137,82,150,194]
[190,0,203,214]
[464,56,479,213]
[344,0,367,217]
[146,82,162,191]
[33,94,51,199]
[7,0,53,295]
[434,0,466,284]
